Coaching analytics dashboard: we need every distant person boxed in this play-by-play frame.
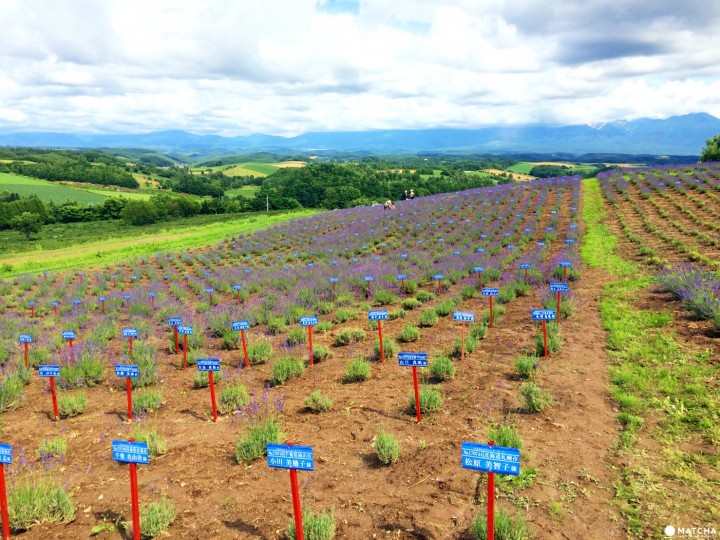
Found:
[403,190,408,200]
[409,189,415,199]
[383,200,395,210]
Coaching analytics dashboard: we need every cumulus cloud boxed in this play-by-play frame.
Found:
[0,0,718,135]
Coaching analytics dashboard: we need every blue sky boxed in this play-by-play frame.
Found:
[0,0,719,135]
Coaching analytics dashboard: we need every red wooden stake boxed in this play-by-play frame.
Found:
[240,330,250,368]
[128,337,133,358]
[128,438,141,540]
[487,440,495,540]
[30,306,35,318]
[24,342,29,368]
[113,277,117,288]
[401,279,406,295]
[183,335,188,369]
[307,327,314,366]
[173,325,179,354]
[236,289,241,302]
[478,272,483,289]
[542,320,549,359]
[524,268,528,281]
[563,266,567,282]
[101,301,105,314]
[53,305,58,316]
[489,296,494,328]
[289,467,304,540]
[556,292,562,323]
[49,377,59,420]
[460,322,466,361]
[437,279,443,294]
[332,281,336,294]
[208,371,218,422]
[412,366,422,423]
[209,292,213,306]
[0,462,10,540]
[366,281,371,299]
[126,377,133,422]
[377,321,385,362]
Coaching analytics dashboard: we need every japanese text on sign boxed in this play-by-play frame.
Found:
[398,352,428,367]
[461,442,521,476]
[266,444,314,470]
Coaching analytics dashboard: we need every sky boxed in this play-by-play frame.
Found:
[1,0,720,136]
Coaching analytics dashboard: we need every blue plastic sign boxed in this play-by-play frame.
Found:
[506,244,515,249]
[559,261,573,268]
[28,301,35,307]
[476,248,485,253]
[244,269,251,274]
[396,274,407,280]
[39,365,61,377]
[433,274,444,280]
[73,299,81,305]
[266,444,314,471]
[177,325,193,335]
[566,239,575,244]
[300,316,318,327]
[122,294,131,300]
[131,276,137,280]
[331,260,338,265]
[363,276,373,281]
[519,264,531,270]
[98,296,105,302]
[368,310,389,321]
[550,283,569,292]
[537,242,545,247]
[372,257,380,262]
[453,251,461,255]
[168,317,182,326]
[0,444,12,465]
[205,288,214,294]
[352,258,359,263]
[122,328,138,338]
[461,442,520,476]
[197,358,221,372]
[115,365,140,378]
[51,301,59,307]
[19,334,33,343]
[232,320,250,331]
[453,311,475,322]
[163,275,169,280]
[531,309,556,321]
[482,288,499,296]
[473,266,484,273]
[62,330,76,340]
[148,292,156,298]
[112,440,149,465]
[398,352,428,367]
[307,263,314,268]
[400,254,408,259]
[329,277,339,283]
[233,285,242,291]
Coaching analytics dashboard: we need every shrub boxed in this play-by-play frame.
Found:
[193,370,223,389]
[409,386,443,413]
[37,437,67,459]
[430,356,456,381]
[452,335,479,357]
[270,357,305,386]
[375,431,400,465]
[8,480,75,531]
[373,288,398,306]
[345,358,371,382]
[416,290,435,303]
[513,280,531,297]
[487,424,523,450]
[333,308,358,324]
[403,280,419,294]
[316,302,334,315]
[534,322,562,356]
[481,304,505,324]
[542,295,574,319]
[286,327,308,346]
[312,345,331,363]
[58,392,87,418]
[470,322,489,340]
[235,417,283,462]
[397,324,420,343]
[266,317,287,335]
[401,298,422,310]
[334,328,366,346]
[58,350,104,389]
[286,508,336,540]
[418,309,439,327]
[139,498,176,538]
[0,371,25,413]
[131,343,159,388]
[470,507,529,540]
[519,383,553,413]
[218,384,250,414]
[374,338,398,359]
[498,285,517,304]
[461,285,478,300]
[316,321,333,334]
[131,425,168,456]
[305,391,333,412]
[434,300,455,317]
[514,356,538,379]
[132,390,163,414]
[248,340,273,365]
[388,308,406,320]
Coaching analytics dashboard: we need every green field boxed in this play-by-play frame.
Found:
[84,188,153,200]
[0,173,108,204]
[0,209,319,278]
[194,162,280,177]
[506,162,535,174]
[225,185,260,198]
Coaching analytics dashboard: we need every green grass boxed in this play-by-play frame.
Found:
[8,479,75,531]
[235,417,283,462]
[506,162,535,174]
[0,209,319,278]
[225,185,261,198]
[375,431,400,465]
[0,173,107,204]
[83,188,153,200]
[138,498,176,538]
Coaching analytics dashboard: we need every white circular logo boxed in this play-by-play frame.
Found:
[665,525,676,537]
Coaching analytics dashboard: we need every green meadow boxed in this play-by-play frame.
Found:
[0,173,108,204]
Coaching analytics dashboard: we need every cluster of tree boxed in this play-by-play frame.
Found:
[700,135,720,162]
[528,165,571,178]
[254,163,511,210]
[0,149,138,188]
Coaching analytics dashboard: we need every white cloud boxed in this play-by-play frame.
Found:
[0,0,719,135]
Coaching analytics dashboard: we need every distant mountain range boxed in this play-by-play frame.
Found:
[1,113,718,156]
